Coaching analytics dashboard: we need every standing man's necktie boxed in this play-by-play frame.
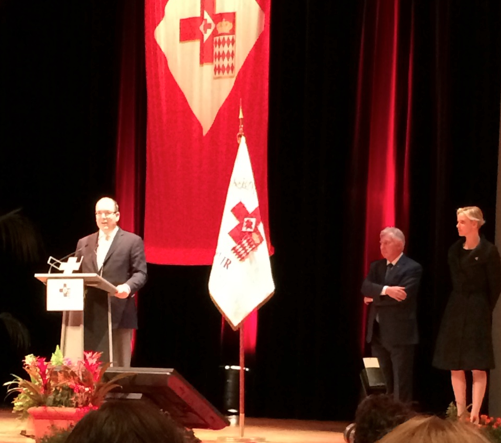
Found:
[385,263,394,282]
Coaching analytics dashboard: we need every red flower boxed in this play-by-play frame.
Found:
[83,351,103,382]
[35,358,49,384]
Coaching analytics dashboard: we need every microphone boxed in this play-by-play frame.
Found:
[47,244,88,273]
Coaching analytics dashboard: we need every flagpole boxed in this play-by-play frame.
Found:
[212,104,271,442]
[238,101,246,439]
[237,101,244,144]
[218,320,265,442]
[239,321,245,438]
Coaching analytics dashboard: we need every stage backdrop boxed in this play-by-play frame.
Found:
[144,0,272,266]
[355,0,414,349]
[3,0,501,421]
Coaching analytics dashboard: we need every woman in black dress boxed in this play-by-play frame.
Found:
[433,206,501,423]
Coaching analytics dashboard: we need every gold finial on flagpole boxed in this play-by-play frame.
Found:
[237,100,244,144]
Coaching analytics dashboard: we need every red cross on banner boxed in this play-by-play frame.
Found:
[229,202,262,243]
[229,202,264,261]
[180,0,236,65]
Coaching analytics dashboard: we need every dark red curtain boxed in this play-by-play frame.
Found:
[115,0,146,235]
[114,0,147,355]
[353,0,414,349]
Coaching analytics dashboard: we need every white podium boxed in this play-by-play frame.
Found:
[35,271,118,363]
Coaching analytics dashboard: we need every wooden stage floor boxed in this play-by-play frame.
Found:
[0,408,348,443]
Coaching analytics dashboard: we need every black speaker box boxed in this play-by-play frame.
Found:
[360,367,386,397]
[104,367,229,430]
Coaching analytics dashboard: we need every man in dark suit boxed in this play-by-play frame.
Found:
[75,197,147,367]
[361,227,422,402]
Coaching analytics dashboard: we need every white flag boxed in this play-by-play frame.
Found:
[209,135,275,330]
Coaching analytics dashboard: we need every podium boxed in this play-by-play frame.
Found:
[35,272,118,363]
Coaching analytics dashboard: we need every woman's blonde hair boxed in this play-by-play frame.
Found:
[457,206,485,227]
[377,416,492,443]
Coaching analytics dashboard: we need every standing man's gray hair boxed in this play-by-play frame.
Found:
[380,227,406,247]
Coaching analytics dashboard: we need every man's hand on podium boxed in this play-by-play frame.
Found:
[115,284,130,299]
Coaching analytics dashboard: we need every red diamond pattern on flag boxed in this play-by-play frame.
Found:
[214,35,235,78]
[209,135,274,330]
[231,232,263,261]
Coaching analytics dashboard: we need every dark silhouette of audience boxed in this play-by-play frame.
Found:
[344,394,415,443]
[65,400,188,443]
[378,415,492,443]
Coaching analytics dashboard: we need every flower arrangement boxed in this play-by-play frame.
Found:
[446,402,501,443]
[4,346,132,419]
[477,414,501,443]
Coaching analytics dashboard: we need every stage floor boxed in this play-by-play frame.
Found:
[0,408,347,443]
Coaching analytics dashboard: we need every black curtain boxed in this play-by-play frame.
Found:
[408,0,501,413]
[0,0,122,398]
[1,0,501,421]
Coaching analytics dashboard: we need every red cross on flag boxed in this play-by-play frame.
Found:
[144,0,271,265]
[209,135,274,330]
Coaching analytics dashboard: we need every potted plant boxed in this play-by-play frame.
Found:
[4,346,132,441]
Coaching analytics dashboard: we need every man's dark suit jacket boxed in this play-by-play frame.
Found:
[75,227,147,329]
[362,254,422,346]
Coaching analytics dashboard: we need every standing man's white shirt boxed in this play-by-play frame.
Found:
[96,226,119,271]
[96,226,131,296]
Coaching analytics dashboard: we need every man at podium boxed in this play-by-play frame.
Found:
[74,197,147,367]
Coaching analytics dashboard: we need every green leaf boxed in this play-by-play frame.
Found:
[51,346,65,366]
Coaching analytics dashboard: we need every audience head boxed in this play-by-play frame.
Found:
[377,415,492,443]
[65,400,186,443]
[353,394,415,443]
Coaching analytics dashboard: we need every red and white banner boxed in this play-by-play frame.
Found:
[144,0,271,265]
[209,136,274,329]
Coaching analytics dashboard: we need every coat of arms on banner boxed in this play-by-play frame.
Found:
[229,202,264,261]
[154,0,264,134]
[213,19,236,78]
